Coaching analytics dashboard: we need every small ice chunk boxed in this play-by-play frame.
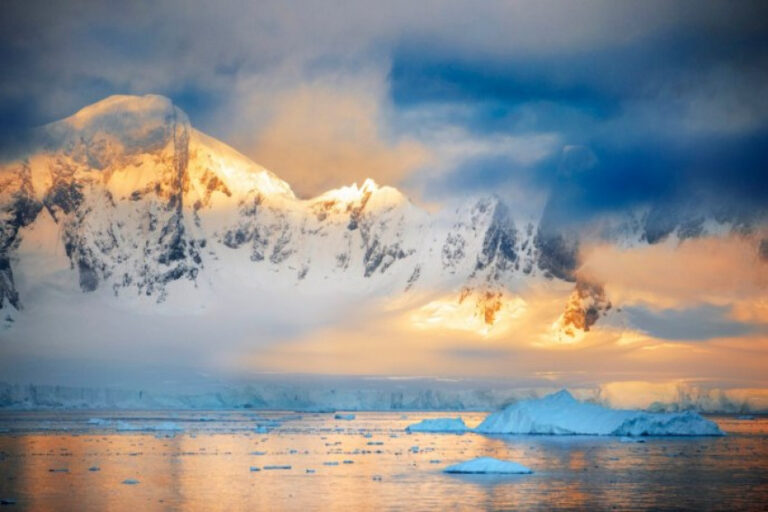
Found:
[122,478,140,485]
[88,466,100,472]
[48,468,69,473]
[1,498,17,505]
[249,466,261,472]
[444,457,533,474]
[334,414,356,420]
[263,465,291,470]
[305,469,316,474]
[323,461,339,466]
[409,446,419,453]
[406,417,468,433]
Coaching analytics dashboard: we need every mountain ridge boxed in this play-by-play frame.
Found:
[1,94,731,337]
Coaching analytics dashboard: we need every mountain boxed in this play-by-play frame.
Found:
[2,94,729,338]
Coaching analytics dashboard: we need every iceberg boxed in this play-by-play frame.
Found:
[475,390,724,436]
[444,457,533,474]
[405,417,468,433]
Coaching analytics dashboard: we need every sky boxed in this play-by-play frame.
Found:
[2,0,767,213]
[1,0,768,407]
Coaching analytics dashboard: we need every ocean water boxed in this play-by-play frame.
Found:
[0,411,766,511]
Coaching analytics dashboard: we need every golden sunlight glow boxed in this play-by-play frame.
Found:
[410,292,527,337]
[315,178,380,203]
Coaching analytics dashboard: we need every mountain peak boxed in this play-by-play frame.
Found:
[43,94,189,163]
[313,177,408,207]
[61,94,176,129]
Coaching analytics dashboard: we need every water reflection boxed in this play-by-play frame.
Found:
[0,412,766,511]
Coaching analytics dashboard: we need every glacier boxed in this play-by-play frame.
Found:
[405,417,468,433]
[443,457,533,474]
[475,390,724,436]
[1,380,764,414]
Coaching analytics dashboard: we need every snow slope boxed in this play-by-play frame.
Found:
[475,390,724,436]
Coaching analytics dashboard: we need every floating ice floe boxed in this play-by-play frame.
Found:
[475,390,724,436]
[115,421,183,432]
[405,417,468,433]
[444,457,533,474]
[87,418,111,426]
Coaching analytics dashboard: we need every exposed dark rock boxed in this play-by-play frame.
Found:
[534,229,578,282]
[475,201,517,273]
[0,164,43,310]
[77,259,99,292]
[43,181,84,221]
[441,233,466,269]
[404,264,421,291]
[559,280,611,335]
[759,239,768,262]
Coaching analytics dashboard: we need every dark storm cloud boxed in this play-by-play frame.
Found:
[389,5,768,225]
[624,304,759,341]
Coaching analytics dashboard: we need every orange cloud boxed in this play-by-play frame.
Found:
[578,234,768,308]
[246,85,430,197]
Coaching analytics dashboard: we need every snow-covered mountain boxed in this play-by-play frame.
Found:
[1,94,733,337]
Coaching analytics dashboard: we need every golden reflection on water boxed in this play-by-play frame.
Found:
[0,413,767,511]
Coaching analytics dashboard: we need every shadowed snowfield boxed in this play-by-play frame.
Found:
[0,411,766,511]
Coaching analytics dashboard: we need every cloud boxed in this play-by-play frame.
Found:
[578,235,768,308]
[624,304,757,341]
[231,78,430,197]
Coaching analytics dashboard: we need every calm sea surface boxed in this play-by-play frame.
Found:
[0,411,766,511]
